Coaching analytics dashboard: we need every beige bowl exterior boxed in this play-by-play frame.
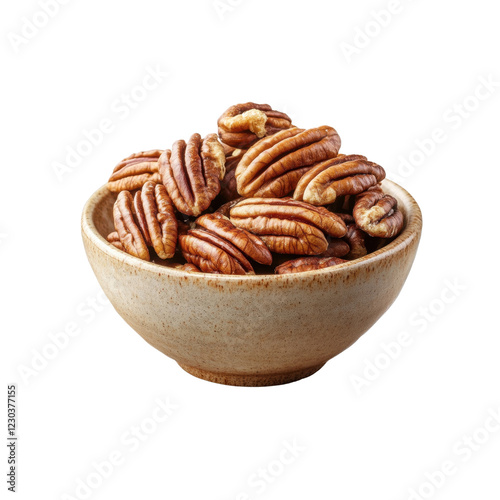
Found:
[81,180,422,386]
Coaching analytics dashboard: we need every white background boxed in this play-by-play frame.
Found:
[2,0,499,499]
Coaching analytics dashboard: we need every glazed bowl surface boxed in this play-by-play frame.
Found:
[81,180,422,386]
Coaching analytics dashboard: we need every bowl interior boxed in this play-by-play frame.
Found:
[92,190,117,238]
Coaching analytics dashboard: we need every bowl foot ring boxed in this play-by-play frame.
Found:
[178,362,326,387]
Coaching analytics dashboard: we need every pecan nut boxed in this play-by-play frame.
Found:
[179,213,272,274]
[175,263,201,272]
[336,212,355,225]
[319,238,350,258]
[275,256,347,274]
[159,133,225,216]
[235,126,341,198]
[106,231,124,251]
[107,150,162,193]
[111,182,178,261]
[229,198,347,255]
[218,102,292,149]
[134,181,178,259]
[353,186,404,238]
[219,146,246,203]
[293,154,385,205]
[343,224,367,260]
[223,145,247,172]
[112,191,150,261]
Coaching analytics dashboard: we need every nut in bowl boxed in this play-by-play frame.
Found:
[81,102,423,386]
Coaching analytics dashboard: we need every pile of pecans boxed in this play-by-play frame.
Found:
[105,102,404,275]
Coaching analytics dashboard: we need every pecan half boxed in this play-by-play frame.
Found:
[179,213,272,274]
[214,198,244,218]
[353,186,404,238]
[136,181,178,259]
[343,224,367,260]
[219,147,246,203]
[224,145,246,171]
[319,238,350,258]
[293,154,385,205]
[175,263,201,272]
[112,191,150,261]
[197,213,272,265]
[219,168,238,203]
[107,150,162,193]
[218,102,293,149]
[106,231,124,251]
[111,183,178,261]
[235,126,341,198]
[229,198,347,255]
[275,256,347,274]
[336,212,355,225]
[159,133,225,216]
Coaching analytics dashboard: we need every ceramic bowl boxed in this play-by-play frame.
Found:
[81,180,422,386]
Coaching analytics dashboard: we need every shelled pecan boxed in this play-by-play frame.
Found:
[319,238,350,258]
[343,224,368,260]
[293,154,385,205]
[175,263,201,272]
[109,182,178,261]
[135,182,178,259]
[179,213,272,274]
[275,256,347,274]
[214,198,245,218]
[219,146,246,203]
[218,102,293,149]
[106,231,124,251]
[235,126,341,198]
[229,198,347,255]
[336,212,355,225]
[159,133,225,216]
[353,186,404,238]
[223,145,246,171]
[107,150,162,193]
[111,191,150,261]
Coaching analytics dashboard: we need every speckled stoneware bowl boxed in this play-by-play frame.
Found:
[82,179,422,386]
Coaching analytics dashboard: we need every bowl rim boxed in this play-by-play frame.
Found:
[81,179,423,282]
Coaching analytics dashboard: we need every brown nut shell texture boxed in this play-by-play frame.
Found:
[229,198,347,255]
[107,150,163,193]
[179,213,272,275]
[293,154,386,206]
[218,102,293,149]
[353,186,404,238]
[275,256,347,275]
[110,182,178,261]
[235,126,342,199]
[159,133,225,217]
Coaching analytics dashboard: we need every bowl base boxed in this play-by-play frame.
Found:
[178,363,326,387]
